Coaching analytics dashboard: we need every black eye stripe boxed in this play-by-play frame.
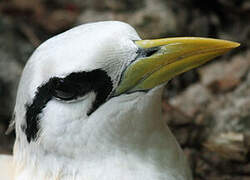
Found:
[25,83,53,143]
[25,69,113,143]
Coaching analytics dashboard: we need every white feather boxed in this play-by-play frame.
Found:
[1,21,192,180]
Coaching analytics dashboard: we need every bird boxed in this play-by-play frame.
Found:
[0,21,239,180]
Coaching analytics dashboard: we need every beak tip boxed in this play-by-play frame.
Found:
[224,40,240,49]
[234,42,241,48]
[230,42,240,48]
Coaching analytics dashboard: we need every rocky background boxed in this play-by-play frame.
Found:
[0,0,250,179]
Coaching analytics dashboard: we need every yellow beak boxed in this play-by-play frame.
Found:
[114,37,240,96]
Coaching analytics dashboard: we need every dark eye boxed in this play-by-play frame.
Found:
[52,79,77,101]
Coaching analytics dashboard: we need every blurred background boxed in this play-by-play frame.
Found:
[0,0,250,179]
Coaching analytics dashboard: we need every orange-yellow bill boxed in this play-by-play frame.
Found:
[115,37,240,95]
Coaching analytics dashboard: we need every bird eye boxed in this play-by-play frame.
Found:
[54,89,76,100]
[52,79,77,101]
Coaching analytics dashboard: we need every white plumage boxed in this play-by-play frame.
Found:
[0,21,239,180]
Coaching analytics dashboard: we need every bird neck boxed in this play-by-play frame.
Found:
[13,86,190,179]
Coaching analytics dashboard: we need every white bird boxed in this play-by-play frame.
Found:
[0,21,239,180]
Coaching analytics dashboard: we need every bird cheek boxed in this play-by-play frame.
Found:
[46,93,95,123]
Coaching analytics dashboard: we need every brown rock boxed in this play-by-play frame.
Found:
[204,132,247,162]
[199,52,250,94]
[39,10,78,33]
[170,84,212,117]
[77,0,177,39]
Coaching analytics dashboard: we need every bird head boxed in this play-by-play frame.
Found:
[12,21,239,157]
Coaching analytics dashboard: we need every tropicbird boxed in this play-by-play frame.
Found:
[0,21,239,180]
